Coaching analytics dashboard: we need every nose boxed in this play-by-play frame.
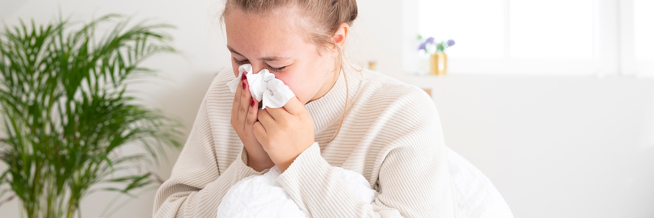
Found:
[249,63,265,74]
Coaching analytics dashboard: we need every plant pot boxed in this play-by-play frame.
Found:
[430,52,447,76]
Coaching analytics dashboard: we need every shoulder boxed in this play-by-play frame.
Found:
[353,69,437,121]
[203,66,237,104]
[210,66,238,93]
[345,70,446,175]
[344,68,444,146]
[192,66,238,125]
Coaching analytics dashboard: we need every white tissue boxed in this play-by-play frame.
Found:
[226,64,295,109]
[217,166,377,218]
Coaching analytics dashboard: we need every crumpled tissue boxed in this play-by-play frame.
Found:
[216,165,378,218]
[226,64,295,109]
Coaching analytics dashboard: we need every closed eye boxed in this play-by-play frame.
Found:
[233,57,287,72]
[268,64,286,72]
[234,58,249,65]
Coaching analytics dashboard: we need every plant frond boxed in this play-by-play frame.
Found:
[0,13,182,217]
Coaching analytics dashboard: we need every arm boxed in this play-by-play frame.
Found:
[275,88,456,217]
[276,134,455,217]
[152,89,267,218]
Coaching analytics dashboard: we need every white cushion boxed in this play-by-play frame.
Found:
[446,146,514,218]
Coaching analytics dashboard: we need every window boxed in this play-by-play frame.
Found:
[633,0,654,62]
[406,0,654,76]
[630,0,654,76]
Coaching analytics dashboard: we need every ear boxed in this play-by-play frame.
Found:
[330,23,350,54]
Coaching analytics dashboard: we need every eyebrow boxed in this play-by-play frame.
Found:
[227,46,290,61]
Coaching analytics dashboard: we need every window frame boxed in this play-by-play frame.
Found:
[403,0,652,77]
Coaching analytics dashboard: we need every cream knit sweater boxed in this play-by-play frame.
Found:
[153,66,456,217]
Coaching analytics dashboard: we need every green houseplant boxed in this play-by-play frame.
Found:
[0,14,182,218]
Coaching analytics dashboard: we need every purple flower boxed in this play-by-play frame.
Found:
[418,37,435,51]
[418,42,426,50]
[447,39,456,47]
[426,37,435,44]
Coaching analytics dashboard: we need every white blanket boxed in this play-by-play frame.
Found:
[217,166,377,218]
[217,147,514,218]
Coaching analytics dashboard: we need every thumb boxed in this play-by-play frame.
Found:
[282,96,305,115]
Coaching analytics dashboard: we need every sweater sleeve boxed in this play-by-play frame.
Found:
[276,139,455,217]
[152,93,267,218]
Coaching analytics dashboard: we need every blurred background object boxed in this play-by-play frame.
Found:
[417,35,455,76]
[367,60,376,71]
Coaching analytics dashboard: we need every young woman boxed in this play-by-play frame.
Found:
[153,0,456,217]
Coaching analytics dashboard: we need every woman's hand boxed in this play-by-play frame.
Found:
[253,96,315,172]
[230,72,275,172]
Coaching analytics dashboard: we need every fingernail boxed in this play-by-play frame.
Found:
[242,73,247,81]
[251,99,256,107]
[242,81,246,89]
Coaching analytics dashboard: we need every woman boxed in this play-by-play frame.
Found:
[153,0,456,217]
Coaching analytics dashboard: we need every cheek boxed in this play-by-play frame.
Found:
[281,58,332,102]
[275,73,303,94]
[231,63,239,78]
[275,71,314,103]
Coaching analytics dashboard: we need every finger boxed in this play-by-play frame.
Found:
[265,107,286,120]
[257,108,276,129]
[238,72,251,121]
[231,72,244,119]
[245,98,259,126]
[282,96,305,115]
[253,121,267,143]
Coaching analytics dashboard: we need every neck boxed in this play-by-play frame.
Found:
[308,66,341,104]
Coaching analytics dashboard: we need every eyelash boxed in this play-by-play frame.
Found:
[234,58,287,72]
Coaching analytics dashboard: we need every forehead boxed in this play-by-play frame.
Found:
[224,7,312,57]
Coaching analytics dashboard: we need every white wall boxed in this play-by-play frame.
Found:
[399,74,654,218]
[1,0,653,217]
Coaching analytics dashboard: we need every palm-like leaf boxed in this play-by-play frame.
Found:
[0,14,182,218]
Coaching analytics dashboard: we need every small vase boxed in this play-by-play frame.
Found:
[430,52,447,76]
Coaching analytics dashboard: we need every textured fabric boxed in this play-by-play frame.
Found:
[153,65,457,217]
[216,163,377,217]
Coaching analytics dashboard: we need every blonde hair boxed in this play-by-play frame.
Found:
[221,0,358,142]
